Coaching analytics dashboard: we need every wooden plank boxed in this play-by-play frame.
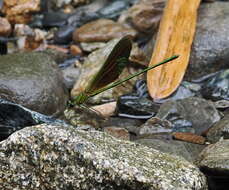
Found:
[147,0,201,100]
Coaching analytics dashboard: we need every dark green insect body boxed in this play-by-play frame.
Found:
[72,92,90,105]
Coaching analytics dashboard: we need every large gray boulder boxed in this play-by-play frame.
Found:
[196,139,229,190]
[187,1,229,79]
[0,52,68,116]
[0,124,207,190]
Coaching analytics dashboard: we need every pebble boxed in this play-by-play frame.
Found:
[172,132,206,145]
[70,44,82,55]
[2,0,40,24]
[118,0,165,33]
[73,18,137,43]
[80,41,106,52]
[0,17,11,36]
[14,24,47,51]
[104,127,130,140]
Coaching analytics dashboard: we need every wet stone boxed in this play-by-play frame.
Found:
[196,139,229,190]
[200,69,229,101]
[154,81,201,104]
[214,100,229,111]
[73,18,137,43]
[0,51,68,116]
[206,113,229,143]
[116,80,160,119]
[156,97,221,135]
[61,64,81,90]
[0,99,68,141]
[54,25,75,44]
[42,12,69,28]
[117,96,159,119]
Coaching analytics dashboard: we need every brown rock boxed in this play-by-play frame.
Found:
[14,25,47,51]
[70,44,82,55]
[119,0,165,33]
[92,102,117,118]
[73,19,137,43]
[104,127,130,141]
[172,132,206,145]
[130,43,149,66]
[47,45,69,54]
[0,17,11,36]
[3,0,40,24]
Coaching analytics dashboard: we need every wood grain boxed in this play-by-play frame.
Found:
[147,0,201,100]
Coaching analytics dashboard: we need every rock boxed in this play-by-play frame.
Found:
[0,52,68,116]
[187,2,229,79]
[64,106,105,129]
[200,69,229,101]
[92,102,117,118]
[101,116,143,136]
[196,139,229,190]
[154,81,201,104]
[214,99,229,111]
[47,44,69,54]
[129,43,149,66]
[0,124,207,189]
[70,44,82,55]
[118,0,165,33]
[0,99,68,141]
[116,80,160,119]
[172,132,206,145]
[98,0,131,19]
[206,113,229,143]
[53,25,75,44]
[80,41,106,52]
[0,17,11,37]
[73,19,137,43]
[14,24,47,51]
[2,0,40,24]
[139,117,173,136]
[117,96,159,119]
[42,12,69,28]
[156,97,221,135]
[135,138,206,163]
[104,127,130,140]
[61,64,81,89]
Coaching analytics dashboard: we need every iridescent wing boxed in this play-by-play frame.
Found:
[84,36,132,95]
